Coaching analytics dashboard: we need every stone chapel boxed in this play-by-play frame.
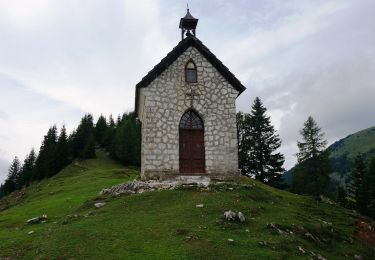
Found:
[134,9,246,181]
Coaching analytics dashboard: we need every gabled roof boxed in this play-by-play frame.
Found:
[135,35,246,115]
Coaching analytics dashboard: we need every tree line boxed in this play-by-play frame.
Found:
[237,98,375,218]
[338,154,375,218]
[236,98,330,193]
[0,113,140,198]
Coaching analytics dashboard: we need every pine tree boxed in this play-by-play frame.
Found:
[18,149,36,187]
[363,158,375,217]
[95,115,108,147]
[116,115,122,126]
[238,97,285,185]
[104,114,117,151]
[33,126,58,180]
[55,125,71,170]
[71,114,96,159]
[81,133,96,159]
[356,157,375,217]
[237,111,251,174]
[108,114,115,128]
[292,117,331,196]
[1,157,21,195]
[337,185,348,207]
[297,116,327,162]
[346,154,366,206]
[112,114,141,165]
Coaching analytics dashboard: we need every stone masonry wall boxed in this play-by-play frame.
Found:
[140,47,239,180]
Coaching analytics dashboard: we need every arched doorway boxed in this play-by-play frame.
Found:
[179,109,205,173]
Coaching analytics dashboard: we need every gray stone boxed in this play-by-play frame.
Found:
[224,210,236,221]
[100,178,210,197]
[94,202,106,208]
[26,214,48,224]
[237,212,246,222]
[297,246,306,254]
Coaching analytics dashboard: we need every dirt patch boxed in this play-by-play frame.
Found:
[356,220,375,248]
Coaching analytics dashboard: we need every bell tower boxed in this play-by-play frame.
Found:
[179,6,198,40]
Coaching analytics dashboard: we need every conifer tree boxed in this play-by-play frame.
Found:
[336,185,348,207]
[238,97,285,185]
[81,133,96,159]
[33,126,58,180]
[237,111,251,174]
[1,157,21,195]
[108,114,115,128]
[18,149,36,187]
[55,126,71,170]
[297,116,327,162]
[353,157,375,217]
[346,154,366,205]
[71,114,95,158]
[116,115,122,126]
[111,114,141,165]
[362,158,375,217]
[292,117,331,196]
[104,114,116,150]
[95,115,108,147]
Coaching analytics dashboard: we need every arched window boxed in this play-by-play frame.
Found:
[179,109,203,129]
[185,60,197,83]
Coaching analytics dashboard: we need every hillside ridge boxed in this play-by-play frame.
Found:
[0,153,374,259]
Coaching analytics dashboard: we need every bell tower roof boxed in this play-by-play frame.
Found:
[179,6,198,40]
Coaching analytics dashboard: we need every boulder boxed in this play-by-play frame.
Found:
[26,215,48,224]
[237,212,246,222]
[224,210,236,221]
[94,202,106,208]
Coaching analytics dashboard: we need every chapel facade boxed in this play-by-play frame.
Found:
[135,9,246,181]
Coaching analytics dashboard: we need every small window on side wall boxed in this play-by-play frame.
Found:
[185,60,197,83]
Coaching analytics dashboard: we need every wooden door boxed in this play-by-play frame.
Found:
[179,110,205,174]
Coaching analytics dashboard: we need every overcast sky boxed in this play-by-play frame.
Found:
[0,0,374,183]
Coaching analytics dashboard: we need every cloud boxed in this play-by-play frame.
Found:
[0,0,59,29]
[0,73,83,168]
[0,0,174,116]
[231,0,375,168]
[0,110,8,121]
[0,150,9,184]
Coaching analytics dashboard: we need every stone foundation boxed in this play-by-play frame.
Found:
[141,170,240,182]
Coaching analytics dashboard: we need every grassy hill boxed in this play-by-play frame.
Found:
[329,126,375,181]
[1,152,374,259]
[329,126,375,160]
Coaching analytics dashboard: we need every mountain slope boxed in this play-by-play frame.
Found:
[282,126,375,187]
[329,126,375,179]
[0,152,374,259]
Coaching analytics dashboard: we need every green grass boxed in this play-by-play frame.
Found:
[0,152,373,259]
[329,126,375,160]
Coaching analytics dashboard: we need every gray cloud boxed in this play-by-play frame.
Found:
[233,0,375,168]
[0,110,8,121]
[0,155,9,184]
